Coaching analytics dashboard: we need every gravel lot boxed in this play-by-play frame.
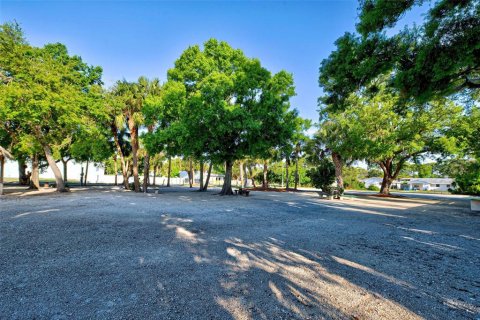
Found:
[0,186,479,319]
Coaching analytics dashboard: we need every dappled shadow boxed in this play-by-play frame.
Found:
[156,217,425,319]
[159,191,480,319]
[216,238,422,319]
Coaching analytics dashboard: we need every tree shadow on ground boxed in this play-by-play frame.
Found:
[161,192,480,319]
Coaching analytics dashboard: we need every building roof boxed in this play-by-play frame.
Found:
[408,178,454,184]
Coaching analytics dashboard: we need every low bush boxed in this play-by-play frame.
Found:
[450,162,480,196]
[307,158,336,193]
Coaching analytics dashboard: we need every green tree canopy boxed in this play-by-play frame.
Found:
[320,77,462,194]
[160,39,299,195]
[320,0,480,112]
[0,22,103,192]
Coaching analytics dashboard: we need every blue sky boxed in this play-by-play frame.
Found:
[0,1,428,123]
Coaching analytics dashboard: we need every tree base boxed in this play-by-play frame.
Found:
[219,188,234,196]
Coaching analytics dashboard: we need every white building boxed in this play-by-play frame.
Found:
[3,159,107,184]
[362,177,454,192]
[180,171,225,186]
[400,178,454,191]
[4,159,190,186]
[363,177,383,189]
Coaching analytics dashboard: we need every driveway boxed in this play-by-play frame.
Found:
[0,186,479,319]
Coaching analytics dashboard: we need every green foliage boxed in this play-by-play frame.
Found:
[367,184,380,191]
[357,0,419,35]
[69,128,112,163]
[153,39,300,194]
[415,163,436,178]
[443,105,480,159]
[434,158,473,178]
[343,166,367,189]
[367,167,383,178]
[165,39,298,164]
[319,76,462,194]
[0,22,104,190]
[320,0,480,112]
[254,170,282,185]
[307,158,336,192]
[142,81,186,157]
[0,22,104,149]
[451,161,480,196]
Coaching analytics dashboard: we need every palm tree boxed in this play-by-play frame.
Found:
[111,79,145,192]
[111,76,163,192]
[140,77,162,193]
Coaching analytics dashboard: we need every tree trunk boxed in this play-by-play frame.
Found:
[262,160,268,189]
[29,154,40,190]
[143,125,154,193]
[61,159,68,184]
[242,163,248,187]
[114,155,118,186]
[111,125,129,189]
[18,158,27,185]
[380,176,393,195]
[199,160,204,191]
[42,143,67,192]
[0,155,4,195]
[143,153,150,193]
[188,158,193,188]
[122,165,129,189]
[286,158,290,190]
[85,160,89,186]
[124,160,132,188]
[294,158,299,190]
[153,165,157,186]
[239,161,244,188]
[379,159,395,195]
[248,164,256,188]
[220,160,234,195]
[129,120,140,192]
[332,152,344,190]
[202,162,213,191]
[167,156,172,187]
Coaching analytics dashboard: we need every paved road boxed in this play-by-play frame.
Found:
[1,187,479,319]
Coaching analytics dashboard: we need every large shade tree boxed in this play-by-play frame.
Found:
[165,39,299,195]
[322,79,462,195]
[0,22,103,192]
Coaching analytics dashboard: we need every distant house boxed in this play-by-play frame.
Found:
[363,177,454,192]
[401,178,454,191]
[363,177,383,189]
[180,171,225,185]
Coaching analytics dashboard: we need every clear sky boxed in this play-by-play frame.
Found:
[0,0,427,123]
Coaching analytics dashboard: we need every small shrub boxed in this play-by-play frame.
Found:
[344,180,365,190]
[307,158,336,194]
[367,184,380,191]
